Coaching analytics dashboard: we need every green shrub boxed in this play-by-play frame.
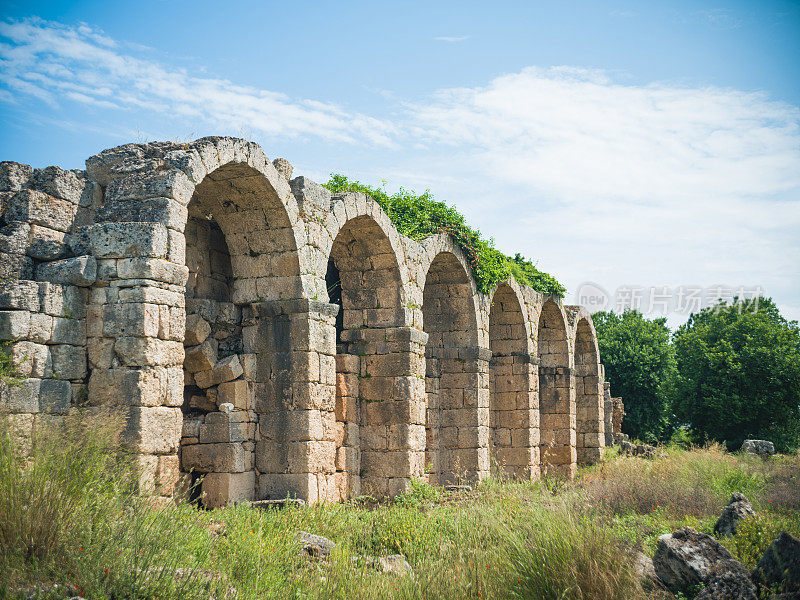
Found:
[323,175,566,296]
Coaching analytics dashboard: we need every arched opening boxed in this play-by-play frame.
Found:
[179,162,301,507]
[489,284,534,479]
[537,299,575,477]
[328,215,405,499]
[422,252,484,486]
[575,318,603,464]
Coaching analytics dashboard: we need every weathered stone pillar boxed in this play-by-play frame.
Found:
[252,299,338,503]
[344,325,427,497]
[85,223,189,499]
[576,364,604,464]
[538,365,576,478]
[490,352,540,479]
[428,345,491,485]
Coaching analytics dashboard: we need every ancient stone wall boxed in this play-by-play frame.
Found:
[1,137,608,506]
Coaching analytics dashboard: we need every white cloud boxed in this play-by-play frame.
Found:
[2,19,799,324]
[434,36,469,42]
[0,18,398,146]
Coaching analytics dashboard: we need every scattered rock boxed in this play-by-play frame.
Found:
[714,493,755,537]
[352,554,413,576]
[741,439,775,456]
[218,402,233,413]
[653,527,738,594]
[444,485,473,493]
[298,531,335,559]
[753,531,800,593]
[633,551,656,578]
[250,498,306,510]
[621,440,657,458]
[695,559,757,600]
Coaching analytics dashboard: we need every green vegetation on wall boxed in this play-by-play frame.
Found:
[323,175,566,297]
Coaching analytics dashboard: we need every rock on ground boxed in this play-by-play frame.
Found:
[753,531,800,593]
[714,493,755,537]
[695,559,757,600]
[298,531,335,559]
[741,439,776,456]
[653,527,739,594]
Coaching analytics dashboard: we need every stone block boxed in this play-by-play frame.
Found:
[202,471,255,508]
[50,344,87,380]
[184,339,217,373]
[6,189,78,232]
[27,224,69,260]
[32,166,86,203]
[114,337,183,367]
[103,302,160,338]
[38,378,71,414]
[0,310,30,340]
[184,313,211,346]
[0,378,40,413]
[156,454,180,492]
[199,419,252,443]
[39,283,87,319]
[181,442,248,472]
[0,280,40,311]
[2,341,50,378]
[28,313,53,344]
[195,355,243,388]
[36,255,97,287]
[124,406,182,454]
[218,379,250,410]
[0,252,34,280]
[89,222,169,259]
[89,367,180,407]
[117,257,189,285]
[0,161,32,191]
[51,316,86,345]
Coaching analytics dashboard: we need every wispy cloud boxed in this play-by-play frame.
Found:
[434,36,469,43]
[0,18,398,146]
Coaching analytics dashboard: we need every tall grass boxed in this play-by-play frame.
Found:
[1,414,797,600]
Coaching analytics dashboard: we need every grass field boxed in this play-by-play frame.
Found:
[1,414,798,600]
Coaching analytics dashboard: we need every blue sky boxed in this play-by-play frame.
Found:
[1,1,799,325]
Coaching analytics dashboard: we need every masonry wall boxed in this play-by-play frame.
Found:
[1,137,607,506]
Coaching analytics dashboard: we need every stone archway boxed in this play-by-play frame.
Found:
[488,283,537,480]
[574,317,603,465]
[422,251,486,486]
[327,214,417,499]
[537,299,575,478]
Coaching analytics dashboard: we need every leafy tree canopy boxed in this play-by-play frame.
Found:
[671,297,800,453]
[323,175,566,296]
[592,310,676,443]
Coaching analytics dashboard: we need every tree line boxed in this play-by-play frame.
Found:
[593,297,800,453]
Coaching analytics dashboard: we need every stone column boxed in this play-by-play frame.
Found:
[85,223,188,500]
[344,326,427,497]
[430,345,491,485]
[252,299,338,503]
[576,365,604,465]
[539,365,576,478]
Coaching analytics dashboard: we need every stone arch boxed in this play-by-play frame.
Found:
[85,137,307,506]
[536,298,575,477]
[326,211,422,499]
[572,312,604,465]
[421,243,487,486]
[488,281,538,479]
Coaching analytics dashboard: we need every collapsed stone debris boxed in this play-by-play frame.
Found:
[1,137,618,507]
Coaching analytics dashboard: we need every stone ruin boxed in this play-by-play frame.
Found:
[1,137,620,507]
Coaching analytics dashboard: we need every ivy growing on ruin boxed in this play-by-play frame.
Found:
[323,175,566,297]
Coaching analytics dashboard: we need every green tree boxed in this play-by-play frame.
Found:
[592,310,675,443]
[671,297,800,453]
